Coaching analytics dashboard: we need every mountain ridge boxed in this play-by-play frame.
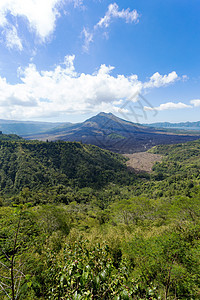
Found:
[0,138,131,195]
[25,112,200,153]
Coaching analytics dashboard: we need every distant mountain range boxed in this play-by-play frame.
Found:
[0,119,66,135]
[24,112,200,153]
[144,121,200,131]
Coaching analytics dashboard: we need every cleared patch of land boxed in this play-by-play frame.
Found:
[124,152,162,173]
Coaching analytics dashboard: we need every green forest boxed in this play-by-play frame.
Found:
[0,136,200,299]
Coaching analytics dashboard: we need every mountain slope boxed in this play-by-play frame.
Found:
[0,139,132,195]
[27,112,200,153]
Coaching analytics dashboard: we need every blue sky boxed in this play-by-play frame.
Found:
[0,0,199,123]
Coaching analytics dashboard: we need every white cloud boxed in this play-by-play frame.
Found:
[82,3,139,52]
[0,0,64,43]
[95,3,139,29]
[96,64,115,75]
[82,27,93,52]
[0,55,183,120]
[144,71,178,88]
[3,25,23,50]
[190,99,200,107]
[144,102,192,111]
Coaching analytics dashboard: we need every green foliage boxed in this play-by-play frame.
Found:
[0,138,200,299]
[0,205,40,299]
[44,240,127,299]
[37,239,160,300]
[0,140,134,196]
[0,133,23,141]
[125,225,200,299]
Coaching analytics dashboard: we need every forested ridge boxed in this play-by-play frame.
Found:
[0,135,200,299]
[0,139,132,196]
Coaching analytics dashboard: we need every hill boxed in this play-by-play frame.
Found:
[0,139,132,195]
[0,132,23,141]
[27,112,200,153]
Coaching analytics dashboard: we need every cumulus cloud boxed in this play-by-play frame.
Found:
[190,99,200,107]
[144,71,179,88]
[0,0,64,46]
[95,3,139,29]
[144,102,192,111]
[0,55,183,120]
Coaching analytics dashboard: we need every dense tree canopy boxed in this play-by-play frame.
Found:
[0,135,200,299]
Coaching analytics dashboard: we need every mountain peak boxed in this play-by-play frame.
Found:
[85,112,134,126]
[25,111,200,154]
[98,112,114,117]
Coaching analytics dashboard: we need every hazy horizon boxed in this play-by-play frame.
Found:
[0,111,199,126]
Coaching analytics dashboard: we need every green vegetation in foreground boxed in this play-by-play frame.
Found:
[0,136,200,299]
